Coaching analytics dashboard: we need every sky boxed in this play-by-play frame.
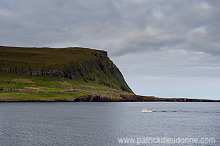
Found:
[0,0,220,100]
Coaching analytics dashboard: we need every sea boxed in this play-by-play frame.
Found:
[0,102,219,146]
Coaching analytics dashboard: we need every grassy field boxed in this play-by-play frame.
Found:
[0,71,133,101]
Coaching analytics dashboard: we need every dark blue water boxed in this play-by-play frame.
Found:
[0,102,219,146]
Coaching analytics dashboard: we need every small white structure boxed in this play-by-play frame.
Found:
[141,109,153,113]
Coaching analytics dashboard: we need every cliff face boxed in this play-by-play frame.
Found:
[0,46,133,93]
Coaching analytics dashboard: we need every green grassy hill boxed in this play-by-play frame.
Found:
[0,46,133,101]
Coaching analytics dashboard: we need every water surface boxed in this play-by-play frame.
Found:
[0,102,219,145]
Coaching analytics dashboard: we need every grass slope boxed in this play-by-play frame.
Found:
[0,71,133,101]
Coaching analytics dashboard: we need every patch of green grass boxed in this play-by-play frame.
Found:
[11,79,34,84]
[0,92,83,101]
[0,71,133,101]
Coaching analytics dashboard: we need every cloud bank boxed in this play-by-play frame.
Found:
[0,0,220,99]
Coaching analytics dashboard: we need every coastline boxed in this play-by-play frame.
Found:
[0,95,219,102]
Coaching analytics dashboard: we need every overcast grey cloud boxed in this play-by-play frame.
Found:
[0,0,220,99]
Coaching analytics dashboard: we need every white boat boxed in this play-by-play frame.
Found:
[141,109,152,113]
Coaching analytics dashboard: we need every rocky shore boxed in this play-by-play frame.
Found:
[1,94,219,102]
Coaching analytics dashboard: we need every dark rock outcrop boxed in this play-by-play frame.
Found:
[119,94,219,102]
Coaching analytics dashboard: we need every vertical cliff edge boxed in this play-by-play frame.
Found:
[0,46,133,93]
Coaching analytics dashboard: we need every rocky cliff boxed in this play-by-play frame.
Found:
[0,46,133,93]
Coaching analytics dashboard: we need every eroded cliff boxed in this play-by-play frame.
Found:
[0,46,133,93]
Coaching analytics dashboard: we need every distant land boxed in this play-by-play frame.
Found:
[0,46,219,102]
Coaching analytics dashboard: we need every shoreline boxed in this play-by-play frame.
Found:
[0,95,219,102]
